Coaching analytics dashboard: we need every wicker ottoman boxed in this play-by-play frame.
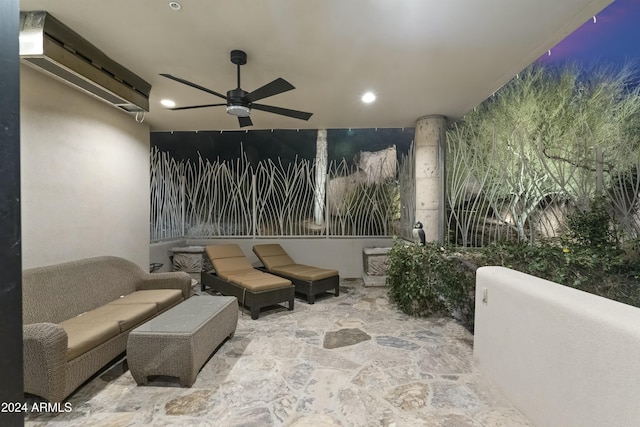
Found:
[127,295,238,387]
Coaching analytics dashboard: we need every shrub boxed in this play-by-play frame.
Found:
[567,195,618,247]
[387,234,640,334]
[470,196,630,289]
[386,240,475,331]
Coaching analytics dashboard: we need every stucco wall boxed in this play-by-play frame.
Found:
[474,266,640,427]
[20,65,151,269]
[150,237,394,278]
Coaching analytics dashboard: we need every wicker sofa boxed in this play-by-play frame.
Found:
[22,256,192,402]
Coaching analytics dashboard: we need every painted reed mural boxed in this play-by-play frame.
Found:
[150,144,415,240]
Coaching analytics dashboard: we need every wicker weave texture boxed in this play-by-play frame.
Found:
[22,256,192,402]
[127,296,238,387]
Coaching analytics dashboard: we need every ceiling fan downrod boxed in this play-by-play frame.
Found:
[230,50,247,89]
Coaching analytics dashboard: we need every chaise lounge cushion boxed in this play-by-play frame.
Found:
[252,244,340,304]
[205,245,291,290]
[203,244,295,319]
[226,273,292,291]
[272,265,338,281]
[253,244,338,281]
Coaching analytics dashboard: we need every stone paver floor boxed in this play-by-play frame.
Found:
[25,279,530,426]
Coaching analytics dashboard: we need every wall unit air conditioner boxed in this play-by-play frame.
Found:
[19,11,151,113]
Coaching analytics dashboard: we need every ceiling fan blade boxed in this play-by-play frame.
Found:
[159,73,227,100]
[246,78,295,102]
[238,116,253,128]
[169,103,226,111]
[251,103,313,121]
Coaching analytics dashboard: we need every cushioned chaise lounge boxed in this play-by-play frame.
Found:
[202,244,295,319]
[252,244,339,304]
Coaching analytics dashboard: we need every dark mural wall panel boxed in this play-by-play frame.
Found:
[150,128,415,240]
[151,128,414,163]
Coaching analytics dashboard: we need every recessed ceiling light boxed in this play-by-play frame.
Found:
[362,92,376,103]
[168,1,182,11]
[160,99,176,108]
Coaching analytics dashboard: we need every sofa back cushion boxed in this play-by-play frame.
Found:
[23,256,144,324]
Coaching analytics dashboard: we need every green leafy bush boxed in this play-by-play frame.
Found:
[568,196,618,247]
[386,240,475,330]
[387,227,640,332]
[475,238,639,305]
[467,187,639,302]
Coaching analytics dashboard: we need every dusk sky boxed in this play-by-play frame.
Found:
[537,0,640,67]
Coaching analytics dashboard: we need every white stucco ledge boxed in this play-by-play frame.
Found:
[474,266,640,427]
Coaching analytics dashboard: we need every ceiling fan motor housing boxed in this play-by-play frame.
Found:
[226,88,251,116]
[227,88,249,105]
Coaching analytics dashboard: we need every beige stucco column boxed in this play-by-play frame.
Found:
[414,115,446,243]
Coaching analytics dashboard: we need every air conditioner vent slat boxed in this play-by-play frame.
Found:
[19,11,150,113]
[26,57,127,105]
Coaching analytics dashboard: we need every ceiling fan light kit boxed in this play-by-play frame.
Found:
[226,105,251,117]
[161,49,313,128]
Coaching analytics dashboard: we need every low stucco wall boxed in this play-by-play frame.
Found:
[150,237,393,278]
[474,266,640,427]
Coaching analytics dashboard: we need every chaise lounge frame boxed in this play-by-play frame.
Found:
[202,244,295,319]
[252,244,340,304]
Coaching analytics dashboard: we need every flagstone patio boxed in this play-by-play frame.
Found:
[25,279,530,426]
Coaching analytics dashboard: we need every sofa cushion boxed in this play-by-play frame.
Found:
[109,289,182,311]
[77,303,157,332]
[22,256,147,324]
[58,318,120,361]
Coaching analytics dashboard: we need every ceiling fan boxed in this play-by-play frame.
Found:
[160,50,313,128]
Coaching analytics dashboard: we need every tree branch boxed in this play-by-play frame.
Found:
[542,148,613,172]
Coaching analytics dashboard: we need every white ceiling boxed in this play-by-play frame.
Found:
[20,0,612,132]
